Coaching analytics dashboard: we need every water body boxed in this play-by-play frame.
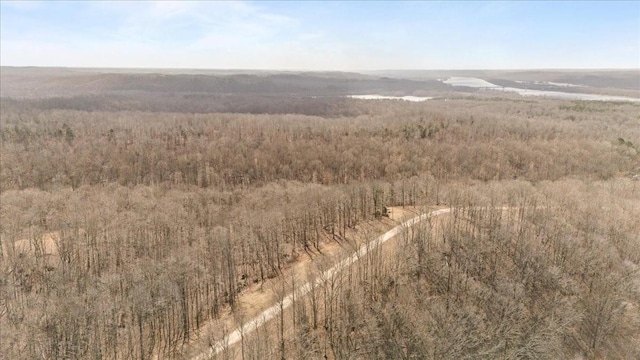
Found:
[516,80,584,88]
[443,77,640,102]
[348,95,434,102]
[442,77,501,88]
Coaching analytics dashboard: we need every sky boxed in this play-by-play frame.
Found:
[1,1,639,70]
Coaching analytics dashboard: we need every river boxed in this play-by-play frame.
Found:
[442,77,640,102]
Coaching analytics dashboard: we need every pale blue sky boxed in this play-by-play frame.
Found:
[1,1,638,70]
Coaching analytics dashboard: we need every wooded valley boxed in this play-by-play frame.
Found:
[1,69,639,359]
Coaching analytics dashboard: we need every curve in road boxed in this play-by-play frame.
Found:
[192,208,451,360]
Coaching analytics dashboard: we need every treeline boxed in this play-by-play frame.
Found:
[0,70,450,98]
[0,95,362,117]
[98,73,447,95]
[2,97,638,192]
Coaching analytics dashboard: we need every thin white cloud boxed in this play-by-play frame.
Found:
[1,1,638,69]
[148,1,196,18]
[1,1,304,68]
[1,0,45,10]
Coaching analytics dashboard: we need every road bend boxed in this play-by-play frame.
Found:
[191,208,451,360]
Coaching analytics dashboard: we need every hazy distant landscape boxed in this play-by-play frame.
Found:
[3,67,638,98]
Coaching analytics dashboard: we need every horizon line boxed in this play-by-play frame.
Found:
[2,65,639,72]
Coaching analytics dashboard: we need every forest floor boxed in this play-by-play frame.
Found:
[5,231,63,269]
[180,206,447,360]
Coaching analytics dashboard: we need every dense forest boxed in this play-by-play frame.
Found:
[1,69,639,359]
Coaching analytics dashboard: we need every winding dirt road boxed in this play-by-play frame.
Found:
[191,208,451,360]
